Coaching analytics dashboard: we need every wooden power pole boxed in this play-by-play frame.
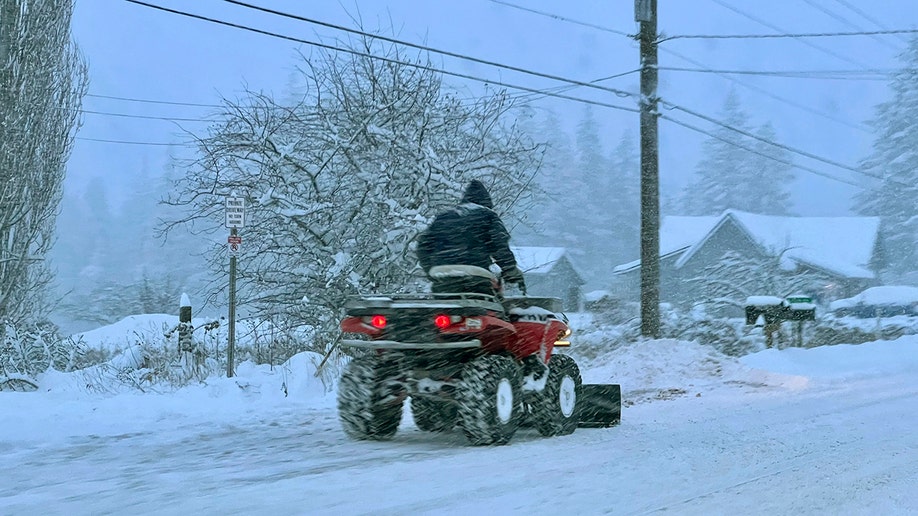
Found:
[636,0,660,338]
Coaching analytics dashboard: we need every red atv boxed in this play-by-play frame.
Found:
[337,265,621,445]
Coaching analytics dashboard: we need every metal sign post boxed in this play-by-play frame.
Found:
[225,196,245,377]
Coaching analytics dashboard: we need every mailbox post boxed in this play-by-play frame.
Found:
[745,295,816,348]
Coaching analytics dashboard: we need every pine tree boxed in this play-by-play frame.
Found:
[526,108,580,250]
[745,123,794,215]
[681,91,753,215]
[680,91,793,217]
[855,37,918,276]
[606,130,641,264]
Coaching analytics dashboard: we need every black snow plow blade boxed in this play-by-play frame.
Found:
[578,384,622,428]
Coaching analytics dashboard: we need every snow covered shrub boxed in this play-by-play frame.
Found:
[664,315,760,356]
[0,321,84,382]
[808,314,918,347]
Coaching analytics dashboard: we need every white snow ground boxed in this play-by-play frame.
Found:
[2,318,917,515]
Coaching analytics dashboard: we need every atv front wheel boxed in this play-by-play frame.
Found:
[533,353,582,436]
[411,397,458,433]
[337,356,403,440]
[457,355,522,445]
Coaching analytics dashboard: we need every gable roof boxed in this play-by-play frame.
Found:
[511,246,570,275]
[614,209,881,279]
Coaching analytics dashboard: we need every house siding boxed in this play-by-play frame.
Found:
[525,256,584,311]
[611,215,879,312]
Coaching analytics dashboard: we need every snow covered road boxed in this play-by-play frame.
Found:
[3,340,918,515]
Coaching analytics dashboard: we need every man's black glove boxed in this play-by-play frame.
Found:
[502,267,525,289]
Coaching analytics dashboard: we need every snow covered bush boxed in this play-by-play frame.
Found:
[0,321,84,388]
[809,314,918,347]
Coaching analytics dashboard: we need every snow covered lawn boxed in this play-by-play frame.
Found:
[2,328,917,514]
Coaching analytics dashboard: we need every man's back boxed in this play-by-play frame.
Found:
[418,203,501,272]
[416,180,523,294]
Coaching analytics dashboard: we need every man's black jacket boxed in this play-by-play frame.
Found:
[416,181,519,277]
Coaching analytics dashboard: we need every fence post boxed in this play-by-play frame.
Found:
[179,293,194,380]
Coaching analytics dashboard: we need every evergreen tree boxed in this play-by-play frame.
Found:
[526,108,580,249]
[680,91,794,216]
[855,37,918,276]
[745,123,795,215]
[573,106,613,287]
[606,130,641,264]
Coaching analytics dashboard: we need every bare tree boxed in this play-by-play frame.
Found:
[0,0,88,326]
[164,36,542,353]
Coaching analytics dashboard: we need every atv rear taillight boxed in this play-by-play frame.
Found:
[370,315,387,329]
[434,314,463,329]
[434,315,451,329]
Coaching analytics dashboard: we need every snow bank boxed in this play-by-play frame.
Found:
[575,338,808,403]
[72,314,188,352]
[741,335,918,380]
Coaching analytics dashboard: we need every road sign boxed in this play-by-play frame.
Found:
[225,197,245,228]
[227,235,241,255]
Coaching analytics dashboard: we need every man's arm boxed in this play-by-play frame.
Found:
[487,211,521,279]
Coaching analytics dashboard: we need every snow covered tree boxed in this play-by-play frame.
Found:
[605,130,641,265]
[0,0,87,326]
[572,107,613,286]
[855,37,918,277]
[688,250,825,315]
[680,92,793,216]
[523,108,577,248]
[745,123,795,215]
[163,36,542,352]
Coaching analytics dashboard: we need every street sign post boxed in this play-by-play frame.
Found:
[224,195,245,378]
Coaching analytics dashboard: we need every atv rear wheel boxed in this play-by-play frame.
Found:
[456,355,522,445]
[533,353,582,436]
[411,397,458,433]
[337,356,403,440]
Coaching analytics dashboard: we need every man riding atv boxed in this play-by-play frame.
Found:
[416,179,526,295]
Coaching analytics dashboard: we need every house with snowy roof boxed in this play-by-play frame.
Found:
[511,246,584,311]
[610,210,882,310]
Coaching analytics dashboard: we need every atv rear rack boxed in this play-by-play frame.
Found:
[345,293,505,313]
[340,339,482,350]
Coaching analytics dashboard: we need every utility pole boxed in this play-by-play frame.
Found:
[636,0,660,338]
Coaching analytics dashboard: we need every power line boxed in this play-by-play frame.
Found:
[80,108,215,123]
[76,136,194,146]
[658,45,869,133]
[124,0,640,112]
[119,0,889,193]
[484,0,634,38]
[799,0,901,51]
[709,0,872,69]
[832,0,910,43]
[659,99,885,182]
[217,0,639,101]
[658,66,895,80]
[659,113,863,189]
[86,92,224,109]
[660,27,918,42]
[477,0,872,133]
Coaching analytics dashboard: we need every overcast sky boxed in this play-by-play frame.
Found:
[69,0,918,216]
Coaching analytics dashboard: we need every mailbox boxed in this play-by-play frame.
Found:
[745,295,816,325]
